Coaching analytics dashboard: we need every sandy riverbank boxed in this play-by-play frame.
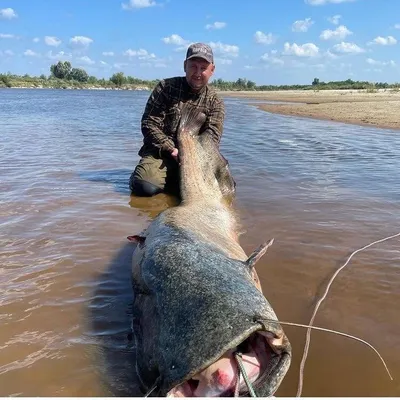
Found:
[220,89,400,131]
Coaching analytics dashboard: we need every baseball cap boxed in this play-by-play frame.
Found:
[186,42,214,64]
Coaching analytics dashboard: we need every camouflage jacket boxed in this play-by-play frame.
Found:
[139,76,225,157]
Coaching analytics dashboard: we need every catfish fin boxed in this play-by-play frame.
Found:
[246,238,274,270]
[177,103,207,138]
[127,235,146,244]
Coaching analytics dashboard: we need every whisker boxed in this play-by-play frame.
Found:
[258,318,393,382]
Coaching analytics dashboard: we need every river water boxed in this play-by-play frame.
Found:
[0,88,399,397]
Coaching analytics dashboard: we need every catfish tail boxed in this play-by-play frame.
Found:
[177,103,221,203]
[177,103,207,139]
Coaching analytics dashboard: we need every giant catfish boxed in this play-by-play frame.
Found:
[128,102,292,397]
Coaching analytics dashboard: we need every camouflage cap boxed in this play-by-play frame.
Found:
[186,42,214,64]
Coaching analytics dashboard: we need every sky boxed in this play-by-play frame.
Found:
[1,0,400,85]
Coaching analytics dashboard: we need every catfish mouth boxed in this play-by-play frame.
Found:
[166,329,287,397]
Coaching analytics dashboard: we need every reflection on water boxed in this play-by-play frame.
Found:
[0,89,399,397]
[128,193,180,220]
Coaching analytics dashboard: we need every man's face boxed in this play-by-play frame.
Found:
[184,57,215,91]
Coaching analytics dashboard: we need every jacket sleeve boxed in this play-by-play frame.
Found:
[141,80,176,153]
[200,95,225,145]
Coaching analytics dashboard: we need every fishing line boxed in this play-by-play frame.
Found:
[296,231,400,397]
[258,318,393,396]
[234,351,257,397]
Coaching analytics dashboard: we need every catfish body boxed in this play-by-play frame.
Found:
[129,103,291,397]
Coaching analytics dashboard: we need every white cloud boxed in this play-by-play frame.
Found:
[209,41,239,57]
[254,31,277,45]
[139,62,152,68]
[366,58,396,67]
[366,58,378,65]
[113,62,129,69]
[305,0,356,5]
[283,42,319,57]
[122,0,157,9]
[292,18,314,32]
[368,36,397,46]
[261,53,284,65]
[365,68,382,73]
[46,50,72,60]
[162,34,190,46]
[0,8,17,19]
[24,49,39,57]
[332,41,365,53]
[173,46,189,52]
[44,36,62,47]
[271,57,284,65]
[320,25,352,40]
[205,21,226,30]
[33,37,40,43]
[77,56,95,65]
[69,36,93,48]
[102,51,114,56]
[217,58,232,65]
[123,48,156,59]
[325,49,338,59]
[0,49,14,56]
[328,14,341,25]
[0,33,16,39]
[139,61,166,68]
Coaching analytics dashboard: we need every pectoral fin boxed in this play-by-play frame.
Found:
[127,235,146,244]
[246,238,274,270]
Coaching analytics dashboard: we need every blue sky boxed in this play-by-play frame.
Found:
[1,0,400,85]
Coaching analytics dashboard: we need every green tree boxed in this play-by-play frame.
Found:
[246,80,256,90]
[0,74,12,88]
[50,61,72,79]
[69,67,89,82]
[312,77,320,86]
[88,75,98,84]
[235,78,247,88]
[110,72,126,86]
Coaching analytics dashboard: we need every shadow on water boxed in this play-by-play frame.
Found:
[79,169,133,195]
[85,193,180,396]
[86,240,143,397]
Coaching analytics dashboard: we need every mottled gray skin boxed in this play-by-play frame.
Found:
[130,104,291,397]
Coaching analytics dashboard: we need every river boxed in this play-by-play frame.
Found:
[0,88,399,396]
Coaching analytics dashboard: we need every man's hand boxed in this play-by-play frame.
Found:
[171,148,179,162]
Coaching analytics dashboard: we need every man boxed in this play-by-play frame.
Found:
[129,42,225,197]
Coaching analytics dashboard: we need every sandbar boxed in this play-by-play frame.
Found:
[220,89,400,131]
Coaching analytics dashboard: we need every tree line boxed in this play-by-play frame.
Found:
[1,60,399,91]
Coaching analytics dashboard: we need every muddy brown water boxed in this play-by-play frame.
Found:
[1,89,399,397]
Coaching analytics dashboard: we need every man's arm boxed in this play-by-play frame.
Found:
[141,80,176,153]
[201,95,225,145]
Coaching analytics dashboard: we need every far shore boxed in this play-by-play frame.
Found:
[3,85,399,131]
[220,89,400,131]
